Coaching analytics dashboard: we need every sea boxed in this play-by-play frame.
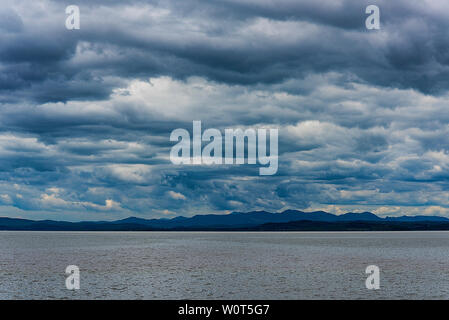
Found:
[0,231,448,299]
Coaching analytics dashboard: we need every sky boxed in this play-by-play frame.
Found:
[1,0,449,221]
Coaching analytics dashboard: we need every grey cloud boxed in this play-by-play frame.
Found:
[0,0,448,219]
[2,0,449,105]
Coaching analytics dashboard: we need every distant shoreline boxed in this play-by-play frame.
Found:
[2,210,449,232]
[2,220,449,232]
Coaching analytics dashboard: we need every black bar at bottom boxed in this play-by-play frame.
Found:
[0,300,446,319]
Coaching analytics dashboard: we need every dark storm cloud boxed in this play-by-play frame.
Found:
[1,0,449,219]
[2,0,449,104]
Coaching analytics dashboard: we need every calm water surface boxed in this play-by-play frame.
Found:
[0,231,448,299]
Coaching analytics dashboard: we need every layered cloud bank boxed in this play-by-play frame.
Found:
[1,0,449,220]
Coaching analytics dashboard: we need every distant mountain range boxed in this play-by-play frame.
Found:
[1,210,449,231]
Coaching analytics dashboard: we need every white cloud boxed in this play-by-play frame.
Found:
[167,191,186,200]
[0,194,12,205]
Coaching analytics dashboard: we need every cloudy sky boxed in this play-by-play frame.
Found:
[1,0,449,221]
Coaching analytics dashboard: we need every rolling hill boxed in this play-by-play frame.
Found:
[1,210,449,231]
